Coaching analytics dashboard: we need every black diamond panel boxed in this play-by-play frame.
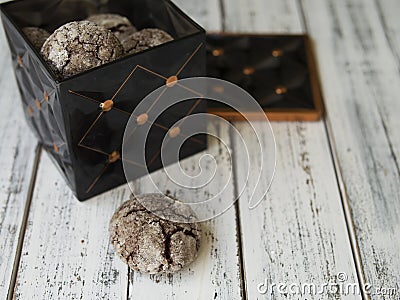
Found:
[1,0,207,200]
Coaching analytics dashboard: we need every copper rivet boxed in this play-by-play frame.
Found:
[108,151,120,163]
[166,76,178,87]
[53,143,59,152]
[168,127,181,138]
[27,106,33,116]
[136,113,148,125]
[17,55,23,67]
[243,67,255,75]
[35,99,41,109]
[44,91,49,102]
[212,48,224,56]
[213,85,224,93]
[275,85,288,95]
[272,49,284,57]
[100,99,114,112]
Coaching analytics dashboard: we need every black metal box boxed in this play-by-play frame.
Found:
[0,0,207,200]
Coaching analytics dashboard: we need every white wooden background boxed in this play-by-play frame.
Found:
[1,0,399,299]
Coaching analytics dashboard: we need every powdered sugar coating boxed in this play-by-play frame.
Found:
[109,195,201,274]
[22,27,50,50]
[40,21,123,78]
[121,28,173,54]
[86,13,137,40]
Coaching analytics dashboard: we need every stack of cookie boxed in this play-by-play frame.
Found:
[23,13,174,79]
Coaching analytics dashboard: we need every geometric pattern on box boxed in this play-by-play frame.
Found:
[68,43,204,194]
[1,0,207,200]
[207,33,323,121]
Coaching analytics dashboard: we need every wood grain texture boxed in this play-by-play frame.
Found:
[223,0,360,299]
[15,125,241,300]
[173,0,222,32]
[128,122,242,300]
[375,0,400,72]
[126,3,242,299]
[234,123,360,300]
[0,16,39,300]
[300,0,400,298]
[222,0,303,33]
[15,152,130,299]
[5,0,400,299]
[11,1,242,299]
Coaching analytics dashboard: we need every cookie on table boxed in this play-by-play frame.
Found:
[40,21,123,78]
[109,194,201,274]
[86,13,137,41]
[121,28,174,54]
[22,27,50,50]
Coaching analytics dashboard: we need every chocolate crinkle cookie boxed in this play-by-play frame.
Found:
[22,27,50,50]
[109,194,201,274]
[86,13,137,41]
[121,28,174,54]
[40,21,123,78]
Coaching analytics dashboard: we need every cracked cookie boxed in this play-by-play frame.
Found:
[40,21,123,78]
[121,28,173,54]
[109,194,201,274]
[85,13,137,41]
[22,27,50,50]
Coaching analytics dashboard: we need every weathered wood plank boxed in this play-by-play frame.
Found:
[374,0,400,162]
[375,0,400,72]
[222,0,303,33]
[223,0,361,298]
[125,2,241,299]
[14,152,130,299]
[300,0,400,298]
[234,122,361,299]
[15,124,242,300]
[173,0,222,32]
[128,122,242,300]
[14,1,242,299]
[0,15,39,300]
